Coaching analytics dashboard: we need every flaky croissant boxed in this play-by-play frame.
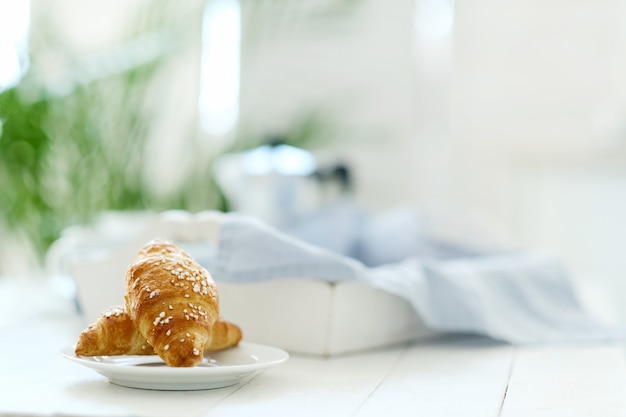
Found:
[124,240,222,367]
[75,306,153,356]
[75,305,242,356]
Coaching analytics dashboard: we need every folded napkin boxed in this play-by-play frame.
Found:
[205,212,620,344]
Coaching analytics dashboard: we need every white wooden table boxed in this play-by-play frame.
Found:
[1,279,625,417]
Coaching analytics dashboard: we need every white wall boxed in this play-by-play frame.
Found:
[240,0,626,319]
[448,1,626,318]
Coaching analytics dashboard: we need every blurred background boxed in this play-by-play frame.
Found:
[2,0,626,320]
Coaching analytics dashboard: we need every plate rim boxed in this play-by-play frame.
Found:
[61,341,289,377]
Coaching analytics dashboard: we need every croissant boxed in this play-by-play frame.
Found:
[75,306,153,356]
[75,305,242,356]
[124,240,222,367]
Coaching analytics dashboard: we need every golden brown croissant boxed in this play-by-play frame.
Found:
[204,318,244,351]
[75,306,154,356]
[75,305,242,356]
[124,240,221,367]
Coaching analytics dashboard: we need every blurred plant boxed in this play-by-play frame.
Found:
[0,1,206,258]
[0,87,55,251]
[0,0,362,264]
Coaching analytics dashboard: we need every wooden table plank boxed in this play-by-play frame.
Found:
[3,281,626,417]
[200,345,409,417]
[500,344,626,417]
[353,336,514,417]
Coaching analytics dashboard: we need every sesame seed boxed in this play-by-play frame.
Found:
[168,305,173,310]
[186,333,190,337]
[159,311,165,318]
[180,338,185,342]
[166,329,171,336]
[193,348,199,356]
[184,294,190,298]
[164,344,169,351]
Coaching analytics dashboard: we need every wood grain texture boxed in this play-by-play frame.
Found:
[500,344,626,417]
[3,280,626,417]
[353,336,514,417]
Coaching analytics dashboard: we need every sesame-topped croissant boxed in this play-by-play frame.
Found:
[74,305,242,357]
[74,306,154,356]
[124,240,221,367]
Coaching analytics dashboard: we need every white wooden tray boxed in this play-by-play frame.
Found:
[52,210,430,355]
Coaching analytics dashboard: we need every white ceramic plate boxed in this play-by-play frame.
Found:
[62,342,289,391]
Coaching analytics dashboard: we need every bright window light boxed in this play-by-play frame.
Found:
[414,0,454,39]
[0,0,30,91]
[199,0,241,136]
